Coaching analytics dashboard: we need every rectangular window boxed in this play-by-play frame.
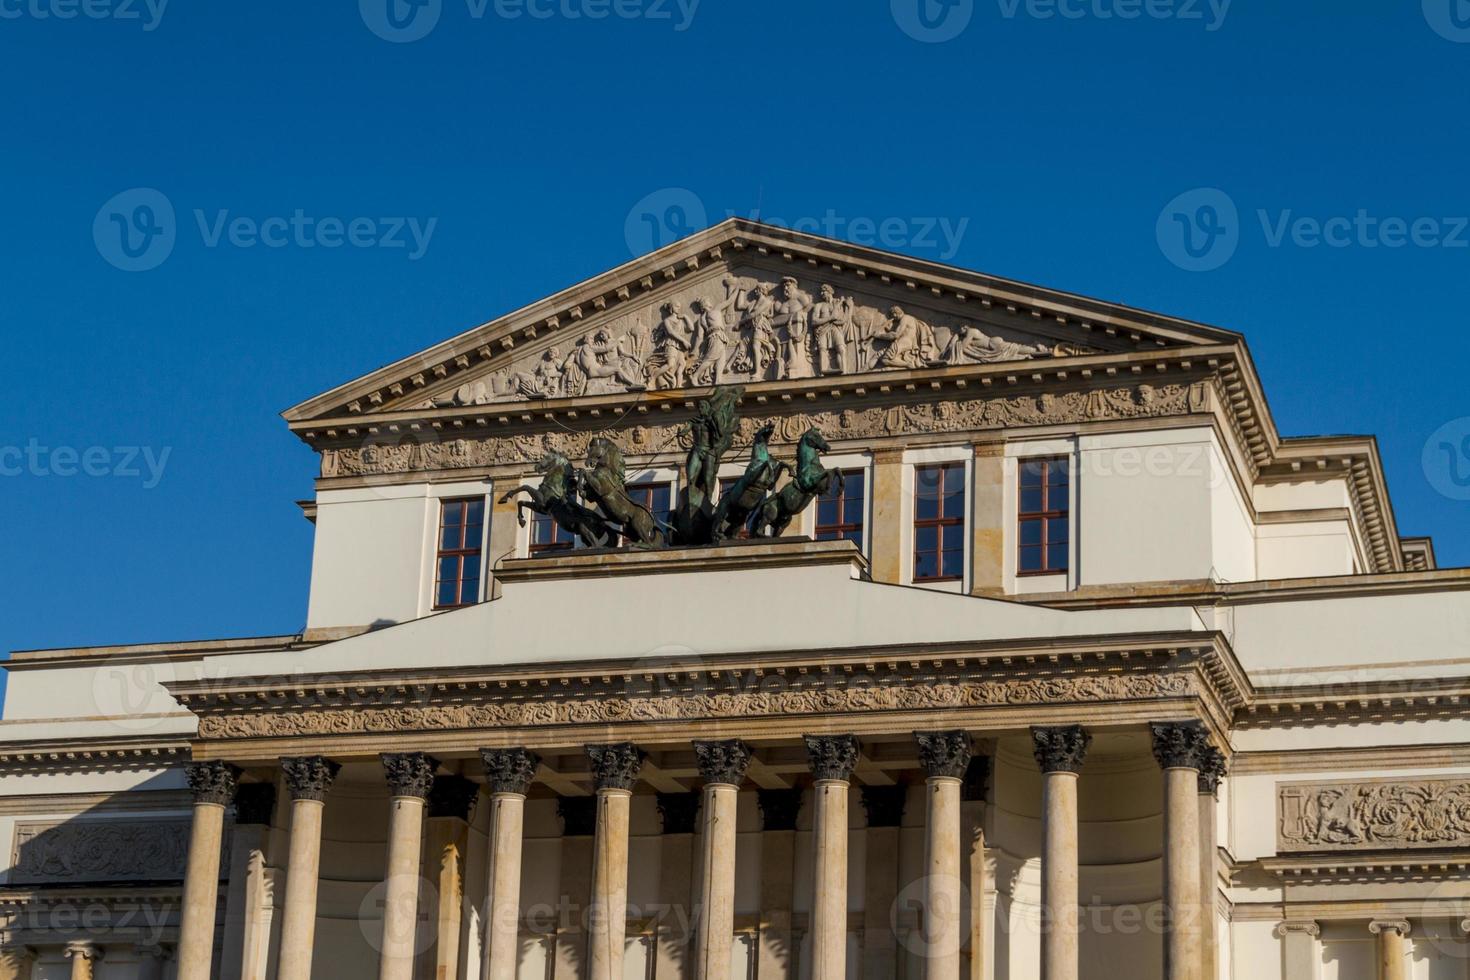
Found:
[815,469,866,551]
[623,480,673,544]
[434,498,485,608]
[1018,457,1070,575]
[529,509,575,555]
[914,463,965,582]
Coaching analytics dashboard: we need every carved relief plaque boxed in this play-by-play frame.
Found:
[1277,777,1470,852]
[10,818,194,884]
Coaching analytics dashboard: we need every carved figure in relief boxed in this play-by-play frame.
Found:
[711,421,788,542]
[580,438,665,548]
[751,427,844,537]
[941,324,1050,365]
[688,298,733,387]
[648,302,696,390]
[562,327,646,397]
[735,281,780,379]
[498,451,614,549]
[810,284,856,375]
[872,306,939,370]
[774,277,815,380]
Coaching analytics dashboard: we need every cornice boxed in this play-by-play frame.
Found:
[1258,851,1470,885]
[0,737,190,775]
[1238,676,1470,728]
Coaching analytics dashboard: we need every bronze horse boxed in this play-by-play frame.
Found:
[751,427,844,538]
[498,451,614,549]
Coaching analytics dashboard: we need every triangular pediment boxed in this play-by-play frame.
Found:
[283,219,1242,423]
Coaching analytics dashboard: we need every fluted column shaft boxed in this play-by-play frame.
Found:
[692,740,752,980]
[278,756,341,980]
[805,734,860,980]
[1370,920,1409,980]
[586,743,643,980]
[177,762,238,980]
[378,754,439,980]
[480,749,540,980]
[1152,723,1211,980]
[915,731,972,980]
[1032,726,1090,980]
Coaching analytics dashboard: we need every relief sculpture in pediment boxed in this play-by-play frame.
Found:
[433,272,1072,406]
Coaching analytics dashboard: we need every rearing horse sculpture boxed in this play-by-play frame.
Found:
[498,451,614,549]
[751,427,844,538]
[580,437,667,548]
[711,422,788,543]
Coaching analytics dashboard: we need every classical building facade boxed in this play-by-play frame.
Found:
[2,220,1467,980]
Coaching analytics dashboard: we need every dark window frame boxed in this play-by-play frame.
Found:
[814,468,867,548]
[1017,456,1071,577]
[433,497,486,609]
[913,462,966,583]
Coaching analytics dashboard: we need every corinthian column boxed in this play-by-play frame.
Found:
[804,734,860,980]
[1196,747,1226,980]
[278,756,342,980]
[378,753,438,980]
[692,740,753,980]
[177,761,238,980]
[480,748,540,980]
[915,731,972,980]
[1369,920,1410,980]
[1151,723,1211,980]
[586,742,644,980]
[1031,725,1091,980]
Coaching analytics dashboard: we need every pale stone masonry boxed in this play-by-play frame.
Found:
[2,220,1468,979]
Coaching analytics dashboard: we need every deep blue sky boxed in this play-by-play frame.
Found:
[3,2,1468,710]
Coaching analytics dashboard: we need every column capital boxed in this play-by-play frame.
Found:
[1197,745,1228,796]
[1368,919,1411,937]
[381,752,440,800]
[234,783,277,825]
[1031,724,1091,774]
[281,755,341,802]
[860,786,906,828]
[133,942,170,961]
[186,761,240,807]
[1149,721,1211,771]
[694,739,753,787]
[427,775,481,820]
[558,796,597,836]
[480,747,541,796]
[1274,920,1321,938]
[758,788,804,831]
[64,940,101,961]
[914,730,973,779]
[803,734,859,782]
[586,742,644,792]
[656,792,701,834]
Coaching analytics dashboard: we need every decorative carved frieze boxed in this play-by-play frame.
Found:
[804,734,860,782]
[914,730,973,780]
[281,756,341,802]
[322,382,1195,478]
[758,789,804,831]
[656,792,701,834]
[185,761,239,807]
[694,739,753,787]
[11,819,192,884]
[234,783,277,825]
[1150,721,1212,771]
[1277,777,1470,852]
[861,786,907,829]
[1031,725,1092,774]
[480,747,541,796]
[1197,745,1228,796]
[427,775,481,820]
[198,669,1193,740]
[382,752,439,799]
[586,742,644,791]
